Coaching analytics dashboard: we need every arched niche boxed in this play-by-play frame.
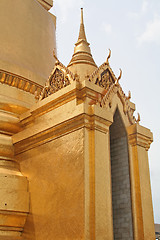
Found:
[109,107,134,240]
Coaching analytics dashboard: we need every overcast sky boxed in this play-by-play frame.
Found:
[50,0,160,223]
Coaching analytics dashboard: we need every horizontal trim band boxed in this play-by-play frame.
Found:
[0,69,43,95]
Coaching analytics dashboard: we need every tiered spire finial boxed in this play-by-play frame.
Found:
[68,8,97,73]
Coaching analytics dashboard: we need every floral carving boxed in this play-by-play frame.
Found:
[50,68,70,92]
[39,68,70,100]
[95,69,114,90]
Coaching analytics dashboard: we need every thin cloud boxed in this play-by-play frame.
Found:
[137,15,160,45]
[102,23,112,35]
[128,0,149,19]
[127,12,139,20]
[55,0,84,23]
[142,0,149,13]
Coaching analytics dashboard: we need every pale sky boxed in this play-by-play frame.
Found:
[50,0,160,223]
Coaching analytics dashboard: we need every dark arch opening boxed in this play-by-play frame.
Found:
[109,108,133,240]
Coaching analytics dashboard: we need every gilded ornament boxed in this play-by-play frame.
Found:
[39,68,70,100]
[95,69,113,90]
[136,112,141,123]
[106,49,111,65]
[127,90,131,100]
[117,68,122,81]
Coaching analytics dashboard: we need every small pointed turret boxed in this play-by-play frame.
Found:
[68,8,97,80]
[78,8,87,41]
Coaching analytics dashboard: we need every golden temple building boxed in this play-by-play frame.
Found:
[0,0,155,239]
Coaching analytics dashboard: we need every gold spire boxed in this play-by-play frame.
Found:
[68,8,97,70]
[78,8,87,41]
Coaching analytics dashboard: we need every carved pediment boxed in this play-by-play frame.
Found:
[38,62,75,100]
[49,68,70,93]
[95,69,114,90]
[100,83,136,125]
[88,59,136,125]
[89,50,122,92]
[89,62,118,91]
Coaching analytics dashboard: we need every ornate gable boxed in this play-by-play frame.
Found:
[88,53,138,125]
[38,61,75,100]
[100,82,136,125]
[89,61,118,88]
[49,68,70,93]
[95,68,114,90]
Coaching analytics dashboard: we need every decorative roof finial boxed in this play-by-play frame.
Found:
[117,68,122,81]
[136,113,141,124]
[106,49,111,65]
[127,90,131,100]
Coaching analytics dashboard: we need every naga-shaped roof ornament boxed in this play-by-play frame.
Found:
[106,49,111,65]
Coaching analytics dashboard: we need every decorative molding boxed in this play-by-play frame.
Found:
[0,70,43,95]
[89,62,117,84]
[127,124,153,150]
[100,83,117,107]
[14,113,110,155]
[128,133,152,150]
[22,88,78,127]
[88,62,137,125]
[101,82,136,125]
[37,0,53,10]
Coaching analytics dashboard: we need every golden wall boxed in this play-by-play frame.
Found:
[0,1,155,238]
[0,1,56,238]
[18,129,84,239]
[12,77,155,239]
[0,0,56,87]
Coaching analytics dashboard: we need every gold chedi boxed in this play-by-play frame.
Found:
[0,4,155,240]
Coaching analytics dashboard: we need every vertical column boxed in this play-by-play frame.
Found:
[127,123,155,240]
[0,104,29,238]
[84,105,114,240]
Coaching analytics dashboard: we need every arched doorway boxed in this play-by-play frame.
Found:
[109,108,133,240]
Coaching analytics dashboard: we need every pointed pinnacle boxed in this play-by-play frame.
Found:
[81,8,84,24]
[78,8,87,41]
[68,8,97,69]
